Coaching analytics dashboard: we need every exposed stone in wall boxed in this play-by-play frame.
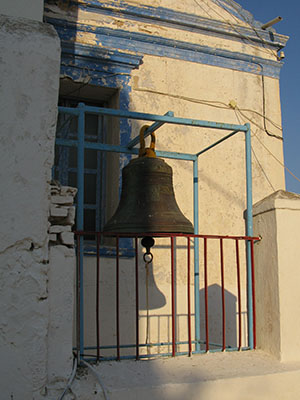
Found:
[49,181,77,247]
[46,182,77,393]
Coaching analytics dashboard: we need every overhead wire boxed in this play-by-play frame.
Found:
[134,86,284,135]
[209,0,283,140]
[197,0,278,59]
[134,87,232,110]
[254,133,300,184]
[234,109,276,191]
[176,0,283,140]
[235,107,282,140]
[135,85,300,185]
[192,0,284,142]
[212,0,279,58]
[234,109,300,185]
[193,0,215,20]
[236,106,282,131]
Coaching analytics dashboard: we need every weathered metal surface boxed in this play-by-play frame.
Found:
[104,156,194,234]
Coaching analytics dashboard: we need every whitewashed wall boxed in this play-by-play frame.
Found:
[0,15,61,399]
[0,0,44,21]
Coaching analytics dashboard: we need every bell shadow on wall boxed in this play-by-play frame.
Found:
[138,260,167,311]
[199,284,237,350]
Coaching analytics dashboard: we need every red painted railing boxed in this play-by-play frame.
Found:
[75,232,259,361]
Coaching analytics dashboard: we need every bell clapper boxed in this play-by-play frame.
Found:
[141,236,155,259]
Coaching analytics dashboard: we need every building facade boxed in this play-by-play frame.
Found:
[1,1,300,399]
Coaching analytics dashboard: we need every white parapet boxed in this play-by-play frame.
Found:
[253,190,300,362]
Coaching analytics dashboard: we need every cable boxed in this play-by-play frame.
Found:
[81,360,110,400]
[251,145,276,191]
[235,112,275,192]
[236,107,282,131]
[254,62,283,140]
[134,86,284,137]
[184,0,284,141]
[234,109,300,185]
[206,0,278,58]
[193,0,215,20]
[254,133,300,184]
[235,107,282,141]
[229,59,283,141]
[133,87,230,110]
[211,0,278,58]
[58,356,78,400]
[234,109,276,191]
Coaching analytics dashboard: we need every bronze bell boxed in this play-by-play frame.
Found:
[104,126,194,234]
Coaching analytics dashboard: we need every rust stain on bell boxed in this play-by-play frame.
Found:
[104,126,194,234]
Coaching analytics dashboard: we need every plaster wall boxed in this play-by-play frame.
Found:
[0,15,60,399]
[253,190,300,362]
[47,246,75,385]
[0,0,44,21]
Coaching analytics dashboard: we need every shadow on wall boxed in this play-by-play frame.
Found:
[82,254,241,357]
[199,284,237,350]
[80,253,242,399]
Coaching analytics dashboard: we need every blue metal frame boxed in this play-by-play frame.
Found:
[193,158,200,352]
[245,123,254,349]
[56,104,254,358]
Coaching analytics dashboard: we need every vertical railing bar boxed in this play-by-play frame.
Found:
[76,234,81,361]
[235,239,242,350]
[193,158,200,352]
[116,236,120,361]
[204,237,209,352]
[96,233,100,361]
[250,239,257,349]
[135,237,139,360]
[187,237,192,356]
[171,236,176,357]
[245,123,254,349]
[77,103,85,360]
[220,238,226,351]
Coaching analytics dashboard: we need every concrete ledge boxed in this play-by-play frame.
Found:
[66,351,300,400]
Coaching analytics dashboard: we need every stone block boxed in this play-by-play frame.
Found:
[66,206,76,225]
[49,225,72,234]
[51,195,74,205]
[50,206,68,218]
[49,234,57,242]
[59,232,74,246]
[60,186,77,197]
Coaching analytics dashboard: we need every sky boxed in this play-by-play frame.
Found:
[239,0,300,193]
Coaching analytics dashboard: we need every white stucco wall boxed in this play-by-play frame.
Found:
[253,190,300,362]
[0,15,60,399]
[0,0,44,21]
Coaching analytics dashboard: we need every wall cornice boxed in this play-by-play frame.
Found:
[70,0,288,50]
[46,16,284,79]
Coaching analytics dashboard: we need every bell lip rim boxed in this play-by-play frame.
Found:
[101,229,194,237]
